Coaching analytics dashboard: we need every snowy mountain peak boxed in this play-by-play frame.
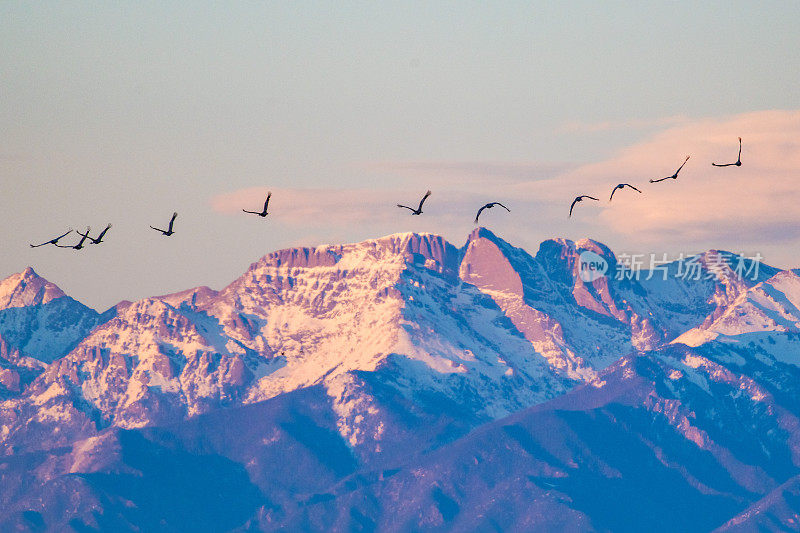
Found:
[0,267,67,310]
[3,232,800,531]
[243,231,461,280]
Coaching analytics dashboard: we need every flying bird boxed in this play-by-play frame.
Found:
[150,212,178,236]
[650,156,691,183]
[569,195,599,217]
[609,183,642,201]
[30,229,72,248]
[243,192,271,217]
[55,227,91,250]
[474,202,510,224]
[397,190,431,215]
[712,137,742,167]
[76,223,112,244]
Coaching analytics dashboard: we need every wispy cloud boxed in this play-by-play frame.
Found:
[210,110,800,267]
[568,110,800,245]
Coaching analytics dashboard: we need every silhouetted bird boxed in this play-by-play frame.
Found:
[151,212,178,236]
[397,190,431,215]
[55,227,91,250]
[609,183,642,201]
[474,202,510,223]
[30,229,72,248]
[243,192,271,217]
[650,156,691,183]
[569,195,599,217]
[712,137,742,167]
[76,224,112,244]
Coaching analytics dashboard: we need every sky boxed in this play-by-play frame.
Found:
[2,2,800,311]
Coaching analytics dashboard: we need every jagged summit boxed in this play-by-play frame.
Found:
[2,230,800,530]
[0,267,67,310]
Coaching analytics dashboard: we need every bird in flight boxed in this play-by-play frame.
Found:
[30,229,72,248]
[76,224,112,244]
[474,202,510,224]
[650,156,690,183]
[151,212,178,236]
[243,192,271,217]
[55,227,91,250]
[569,195,599,217]
[609,183,642,201]
[397,190,431,215]
[712,137,742,167]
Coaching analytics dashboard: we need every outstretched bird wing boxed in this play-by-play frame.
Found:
[92,224,111,244]
[396,204,415,212]
[54,229,72,242]
[150,225,165,233]
[31,229,72,247]
[167,212,177,231]
[75,229,91,246]
[626,184,642,193]
[569,198,579,218]
[673,155,690,176]
[263,192,271,213]
[417,190,432,211]
[95,224,112,240]
[494,202,510,212]
[474,204,488,223]
[609,187,619,201]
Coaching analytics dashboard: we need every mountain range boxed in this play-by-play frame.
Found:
[1,228,799,532]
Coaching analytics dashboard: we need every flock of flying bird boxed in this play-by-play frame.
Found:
[569,136,743,217]
[29,137,744,250]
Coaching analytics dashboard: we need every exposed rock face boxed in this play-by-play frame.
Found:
[1,230,799,531]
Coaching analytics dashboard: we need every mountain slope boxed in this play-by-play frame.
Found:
[1,230,799,531]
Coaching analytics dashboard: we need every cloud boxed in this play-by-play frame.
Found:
[503,110,800,245]
[581,110,800,245]
[210,110,800,267]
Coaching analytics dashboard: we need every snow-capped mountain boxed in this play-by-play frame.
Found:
[0,267,106,400]
[1,229,798,531]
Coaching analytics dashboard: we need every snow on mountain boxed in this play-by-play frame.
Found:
[675,269,800,347]
[0,231,794,456]
[0,268,106,403]
[0,267,65,309]
[1,230,800,530]
[259,341,800,531]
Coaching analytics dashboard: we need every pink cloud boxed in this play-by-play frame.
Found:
[513,110,800,245]
[209,110,800,267]
[594,110,800,244]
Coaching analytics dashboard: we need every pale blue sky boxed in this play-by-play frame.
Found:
[2,2,800,310]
